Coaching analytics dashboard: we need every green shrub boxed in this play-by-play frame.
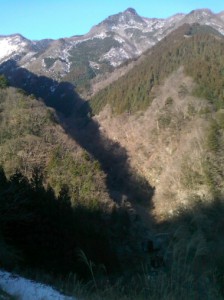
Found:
[165,97,173,106]
[0,75,8,89]
[158,113,171,128]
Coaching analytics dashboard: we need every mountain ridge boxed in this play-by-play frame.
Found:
[1,8,224,95]
[90,22,224,115]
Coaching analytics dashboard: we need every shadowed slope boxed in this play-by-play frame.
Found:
[0,60,154,205]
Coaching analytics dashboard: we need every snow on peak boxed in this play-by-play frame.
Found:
[0,36,28,61]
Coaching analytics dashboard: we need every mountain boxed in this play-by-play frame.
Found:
[180,9,224,33]
[90,23,224,218]
[90,23,224,114]
[1,8,224,95]
[1,11,224,299]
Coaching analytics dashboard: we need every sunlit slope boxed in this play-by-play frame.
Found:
[90,23,224,115]
[91,24,224,217]
[0,87,109,207]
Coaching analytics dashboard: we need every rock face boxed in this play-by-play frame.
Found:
[0,8,224,90]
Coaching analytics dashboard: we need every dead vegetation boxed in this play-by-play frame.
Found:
[94,68,214,219]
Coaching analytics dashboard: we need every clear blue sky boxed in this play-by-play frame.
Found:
[0,0,223,40]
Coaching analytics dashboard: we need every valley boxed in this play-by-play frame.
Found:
[0,7,224,300]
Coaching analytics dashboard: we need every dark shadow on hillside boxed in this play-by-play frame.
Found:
[0,59,81,116]
[0,60,154,204]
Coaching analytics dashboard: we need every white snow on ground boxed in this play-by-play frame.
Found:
[101,47,131,67]
[0,36,28,61]
[0,38,20,60]
[0,270,75,300]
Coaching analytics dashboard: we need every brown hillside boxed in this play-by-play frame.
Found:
[94,68,216,219]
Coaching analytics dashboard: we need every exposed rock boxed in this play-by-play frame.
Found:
[0,8,224,93]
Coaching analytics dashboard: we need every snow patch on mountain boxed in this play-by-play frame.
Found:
[89,61,100,69]
[0,38,23,61]
[101,47,131,67]
[70,32,108,47]
[114,35,125,43]
[93,32,108,39]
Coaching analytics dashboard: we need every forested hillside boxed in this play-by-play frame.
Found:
[0,85,146,281]
[90,24,224,114]
[0,86,108,206]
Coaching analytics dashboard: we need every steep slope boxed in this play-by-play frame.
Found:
[90,23,224,114]
[0,34,53,67]
[91,24,224,218]
[0,84,154,280]
[0,86,109,206]
[1,8,224,96]
[0,86,119,277]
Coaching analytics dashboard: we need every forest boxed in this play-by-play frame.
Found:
[90,24,224,115]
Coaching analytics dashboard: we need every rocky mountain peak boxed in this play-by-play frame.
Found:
[0,34,33,63]
[1,8,224,96]
[0,33,29,44]
[89,7,144,35]
[180,8,224,35]
[121,7,145,24]
[123,8,138,15]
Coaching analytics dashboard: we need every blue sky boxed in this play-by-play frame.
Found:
[0,0,223,40]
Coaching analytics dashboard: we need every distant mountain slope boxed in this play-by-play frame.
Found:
[0,8,224,95]
[90,23,224,114]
